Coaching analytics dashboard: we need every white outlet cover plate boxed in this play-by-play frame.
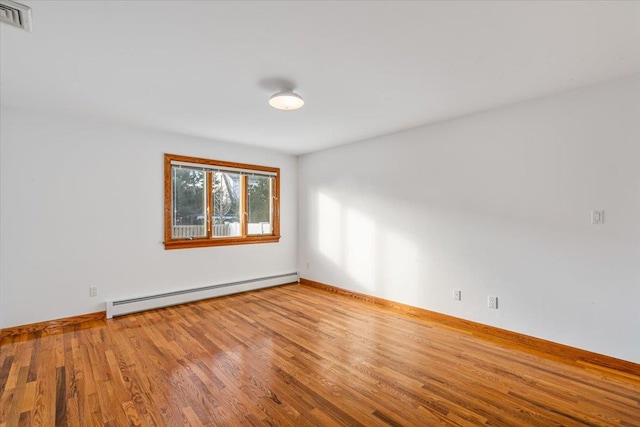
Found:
[591,210,604,224]
[488,296,498,309]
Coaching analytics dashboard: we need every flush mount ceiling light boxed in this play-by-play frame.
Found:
[269,91,304,111]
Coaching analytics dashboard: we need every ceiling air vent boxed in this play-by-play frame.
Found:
[0,0,32,32]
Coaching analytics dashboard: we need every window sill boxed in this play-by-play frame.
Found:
[164,235,281,250]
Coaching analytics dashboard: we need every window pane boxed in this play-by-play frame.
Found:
[247,175,273,235]
[172,167,206,239]
[213,171,241,237]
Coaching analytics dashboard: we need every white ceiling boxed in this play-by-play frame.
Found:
[1,1,639,155]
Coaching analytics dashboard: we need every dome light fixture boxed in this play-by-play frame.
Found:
[269,91,304,111]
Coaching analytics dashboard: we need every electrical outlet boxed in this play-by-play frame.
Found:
[591,210,604,225]
[453,289,461,301]
[89,286,98,297]
[306,262,310,270]
[488,296,498,309]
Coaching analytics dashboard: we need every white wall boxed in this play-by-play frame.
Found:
[0,108,297,328]
[298,75,640,363]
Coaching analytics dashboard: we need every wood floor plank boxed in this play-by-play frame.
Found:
[4,367,28,427]
[1,284,639,426]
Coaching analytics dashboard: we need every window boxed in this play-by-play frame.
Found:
[164,154,280,249]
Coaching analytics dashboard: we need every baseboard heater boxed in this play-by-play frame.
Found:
[105,272,299,319]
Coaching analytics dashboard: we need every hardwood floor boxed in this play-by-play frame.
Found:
[1,284,638,426]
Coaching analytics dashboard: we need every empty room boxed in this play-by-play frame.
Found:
[1,1,639,425]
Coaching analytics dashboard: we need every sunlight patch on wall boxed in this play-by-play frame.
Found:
[318,192,342,266]
[346,208,375,290]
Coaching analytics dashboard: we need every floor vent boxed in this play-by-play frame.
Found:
[106,272,299,319]
[0,0,32,32]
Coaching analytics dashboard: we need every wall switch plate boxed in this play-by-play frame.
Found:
[453,289,461,301]
[89,286,98,297]
[591,210,604,225]
[488,296,498,309]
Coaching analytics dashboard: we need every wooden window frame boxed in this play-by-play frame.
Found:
[164,153,280,250]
